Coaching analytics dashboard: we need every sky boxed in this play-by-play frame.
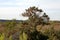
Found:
[0,0,60,20]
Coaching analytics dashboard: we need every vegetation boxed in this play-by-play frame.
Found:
[0,6,60,40]
[0,33,4,40]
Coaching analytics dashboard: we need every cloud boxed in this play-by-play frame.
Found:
[0,0,60,9]
[0,7,18,19]
[0,0,39,7]
[40,3,60,9]
[0,0,60,20]
[0,7,28,20]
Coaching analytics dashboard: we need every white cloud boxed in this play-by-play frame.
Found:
[39,3,60,9]
[0,7,18,19]
[0,0,60,20]
[39,0,60,9]
[0,7,28,20]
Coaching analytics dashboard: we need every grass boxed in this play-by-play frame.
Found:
[0,33,4,40]
[19,32,28,40]
[9,35,12,40]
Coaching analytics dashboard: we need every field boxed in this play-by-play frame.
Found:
[0,20,60,40]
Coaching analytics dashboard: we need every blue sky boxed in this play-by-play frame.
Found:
[0,0,60,20]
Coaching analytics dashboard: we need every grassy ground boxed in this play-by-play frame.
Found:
[0,21,60,40]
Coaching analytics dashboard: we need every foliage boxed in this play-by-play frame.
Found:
[9,35,12,40]
[0,33,4,40]
[19,32,28,40]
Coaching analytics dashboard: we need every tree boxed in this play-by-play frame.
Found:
[22,6,50,40]
[22,6,50,30]
[22,6,43,17]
